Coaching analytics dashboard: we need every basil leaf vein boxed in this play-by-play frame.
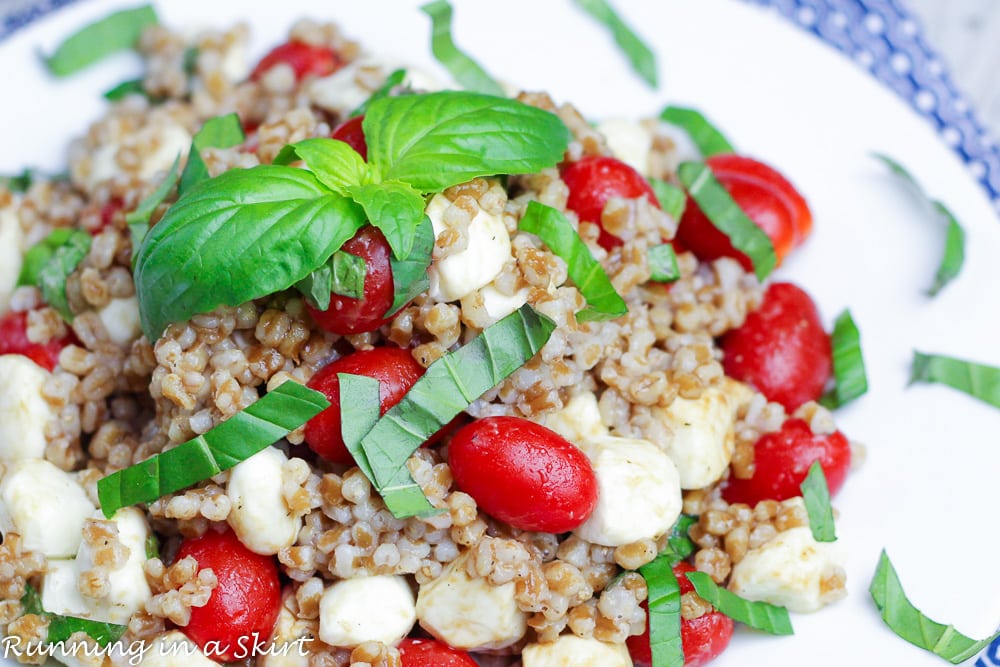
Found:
[572,0,657,88]
[800,460,836,542]
[660,105,735,157]
[821,309,868,409]
[386,215,435,318]
[910,351,1000,410]
[21,584,127,647]
[38,229,92,323]
[420,0,504,96]
[347,180,426,259]
[178,113,245,195]
[639,554,684,667]
[686,571,794,635]
[43,5,158,77]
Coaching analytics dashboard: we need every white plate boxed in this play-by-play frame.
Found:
[2,1,999,666]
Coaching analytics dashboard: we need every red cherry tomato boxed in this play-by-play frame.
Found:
[677,155,812,270]
[305,347,425,465]
[331,115,368,161]
[722,418,851,505]
[177,529,281,662]
[627,563,734,667]
[0,310,74,372]
[448,416,599,533]
[306,226,395,336]
[250,41,342,82]
[398,638,477,667]
[562,155,659,251]
[94,198,123,233]
[721,282,831,411]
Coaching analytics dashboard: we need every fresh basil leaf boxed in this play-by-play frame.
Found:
[821,309,868,409]
[386,215,435,318]
[294,263,333,311]
[103,78,145,101]
[38,230,92,323]
[686,571,794,635]
[337,373,381,480]
[134,165,366,341]
[1,169,35,193]
[17,228,75,287]
[420,0,504,96]
[273,138,371,195]
[350,68,407,118]
[519,201,627,322]
[800,461,836,542]
[329,250,367,300]
[910,350,1000,410]
[178,113,245,195]
[678,161,776,281]
[347,180,426,259]
[359,305,555,518]
[127,154,181,267]
[639,553,684,667]
[364,91,571,192]
[660,105,735,157]
[573,0,657,87]
[651,178,687,220]
[665,514,697,563]
[648,244,680,283]
[42,5,158,77]
[870,550,1000,663]
[21,584,127,647]
[98,381,328,517]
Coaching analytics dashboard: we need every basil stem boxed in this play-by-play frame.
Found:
[651,178,687,220]
[648,244,680,284]
[17,228,75,288]
[386,216,435,318]
[97,382,329,517]
[660,106,735,157]
[21,584,126,647]
[38,230,92,323]
[420,0,504,96]
[43,5,158,77]
[350,68,407,118]
[127,154,180,267]
[821,309,868,409]
[572,0,657,88]
[910,351,1000,410]
[800,461,836,542]
[178,113,245,195]
[639,554,684,667]
[686,571,794,635]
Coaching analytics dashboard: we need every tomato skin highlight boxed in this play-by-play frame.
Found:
[331,115,368,160]
[250,41,342,82]
[448,416,599,533]
[562,155,659,251]
[0,310,75,371]
[176,529,282,662]
[722,418,851,505]
[305,347,425,465]
[398,638,478,667]
[721,282,832,411]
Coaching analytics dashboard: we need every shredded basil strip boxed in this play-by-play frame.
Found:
[17,228,75,287]
[178,113,245,195]
[127,154,180,266]
[21,584,126,647]
[386,216,435,318]
[350,68,407,118]
[870,550,1000,663]
[678,161,776,281]
[103,78,146,101]
[43,5,158,77]
[38,230,92,323]
[337,373,381,480]
[651,178,687,220]
[572,0,657,88]
[1,169,35,193]
[420,0,504,96]
[660,106,735,157]
[821,309,868,409]
[648,244,680,283]
[686,571,794,635]
[665,514,697,563]
[519,201,627,322]
[329,250,367,300]
[357,305,555,518]
[910,351,1000,410]
[800,461,836,542]
[97,381,328,517]
[639,554,684,667]
[144,533,160,560]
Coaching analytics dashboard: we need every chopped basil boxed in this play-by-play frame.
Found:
[386,216,435,318]
[685,571,794,635]
[678,161,776,281]
[294,249,366,309]
[419,1,504,96]
[17,228,75,287]
[664,514,697,563]
[1,169,35,193]
[800,461,836,542]
[182,46,199,76]
[21,584,126,647]
[910,351,1000,410]
[870,550,1000,663]
[821,309,868,409]
[651,178,687,220]
[660,106,735,157]
[347,181,426,259]
[43,5,158,77]
[38,229,92,323]
[572,0,657,88]
[127,154,181,266]
[144,533,160,559]
[350,68,407,118]
[647,244,680,283]
[519,201,627,322]
[103,78,146,101]
[638,554,684,667]
[97,381,328,517]
[178,113,245,195]
[337,373,381,480]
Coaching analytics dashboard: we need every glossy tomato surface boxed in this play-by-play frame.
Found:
[0,309,74,371]
[331,115,368,160]
[563,155,659,250]
[398,638,478,667]
[250,41,342,81]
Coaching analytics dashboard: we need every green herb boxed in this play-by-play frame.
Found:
[38,230,92,323]
[651,178,687,220]
[337,373,381,479]
[686,571,794,635]
[660,106,735,157]
[126,154,180,267]
[870,550,1000,663]
[572,0,657,88]
[874,153,965,296]
[638,554,684,667]
[1,169,35,193]
[664,514,697,563]
[347,181,426,259]
[678,161,776,281]
[273,138,371,195]
[350,68,407,118]
[144,533,160,559]
[182,46,199,76]
[178,113,245,195]
[800,461,836,542]
[648,244,680,283]
[295,249,367,309]
[420,0,504,96]
[43,5,157,77]
[103,78,145,101]
[386,216,435,317]
[519,201,627,322]
[21,584,127,647]
[821,309,868,409]
[17,228,75,287]
[910,351,1000,410]
[98,382,328,517]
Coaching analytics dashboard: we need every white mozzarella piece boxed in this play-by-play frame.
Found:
[0,354,55,461]
[85,144,119,189]
[416,552,527,650]
[227,446,301,555]
[139,123,192,181]
[0,205,23,313]
[459,284,529,328]
[0,459,95,557]
[319,575,416,647]
[76,507,153,624]
[97,296,143,346]
[543,391,607,444]
[308,56,398,116]
[220,43,248,82]
[425,193,512,302]
[597,118,653,176]
[139,631,220,667]
[729,525,848,613]
[41,559,89,617]
[521,634,633,667]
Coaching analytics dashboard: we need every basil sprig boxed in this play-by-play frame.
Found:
[686,571,794,635]
[420,1,503,96]
[651,178,687,220]
[43,5,158,77]
[572,0,657,88]
[799,461,836,542]
[178,113,245,195]
[21,584,126,647]
[36,229,92,323]
[821,309,868,409]
[910,351,1000,410]
[519,201,627,322]
[660,106,735,157]
[870,551,1000,663]
[639,554,684,667]
[97,381,328,517]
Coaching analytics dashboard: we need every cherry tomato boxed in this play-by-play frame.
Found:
[177,529,281,662]
[722,418,851,505]
[398,638,477,667]
[562,155,659,251]
[677,155,812,269]
[331,115,368,160]
[250,41,342,82]
[306,226,395,336]
[448,416,599,533]
[0,310,74,372]
[305,347,425,465]
[721,282,831,411]
[95,199,123,233]
[627,563,734,667]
